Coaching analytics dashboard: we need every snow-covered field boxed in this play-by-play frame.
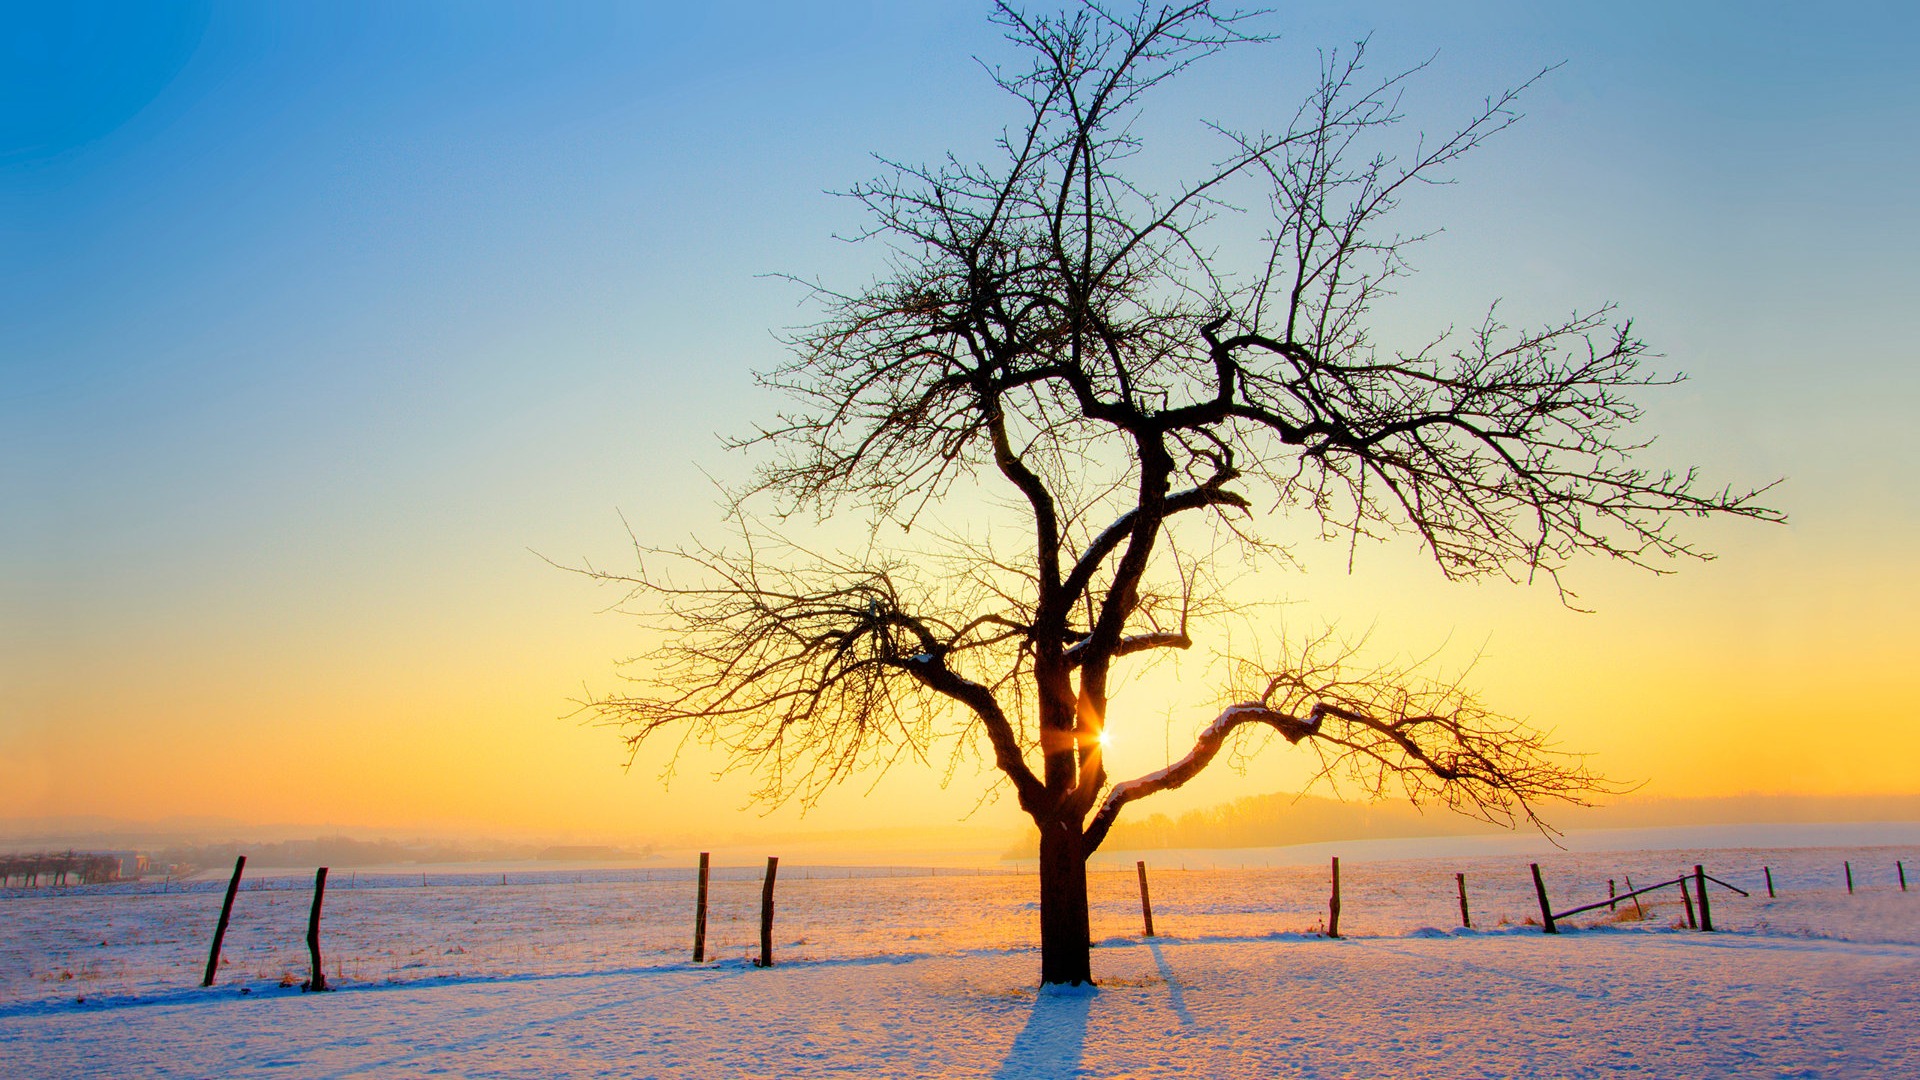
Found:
[4,836,1916,1077]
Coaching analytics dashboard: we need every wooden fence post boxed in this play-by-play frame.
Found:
[1456,872,1471,928]
[1529,863,1557,934]
[1900,861,1908,892]
[202,855,246,987]
[1764,866,1775,898]
[1845,861,1854,895]
[1694,865,1713,932]
[1136,861,1155,937]
[1608,879,1617,911]
[692,853,710,963]
[1623,874,1645,919]
[757,856,778,968]
[1679,876,1697,929]
[1327,857,1341,939]
[306,867,330,991]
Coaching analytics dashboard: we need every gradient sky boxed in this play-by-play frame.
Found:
[4,1,1917,849]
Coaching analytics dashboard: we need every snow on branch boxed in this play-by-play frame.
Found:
[1084,630,1613,852]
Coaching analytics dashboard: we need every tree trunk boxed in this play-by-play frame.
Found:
[1038,818,1093,985]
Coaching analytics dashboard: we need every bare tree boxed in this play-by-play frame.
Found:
[582,1,1779,985]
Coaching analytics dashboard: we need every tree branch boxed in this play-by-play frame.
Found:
[1083,632,1615,853]
[1085,702,1321,852]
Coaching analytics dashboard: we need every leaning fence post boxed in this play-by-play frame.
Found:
[1529,863,1557,934]
[1679,875,1697,929]
[692,852,710,963]
[1694,865,1714,932]
[1845,861,1854,895]
[1623,874,1645,919]
[1136,861,1155,937]
[1764,866,1775,898]
[306,867,330,991]
[202,855,246,987]
[1456,872,1471,929]
[756,856,779,968]
[1327,857,1342,939]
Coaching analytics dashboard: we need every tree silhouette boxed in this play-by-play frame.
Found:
[583,1,1779,985]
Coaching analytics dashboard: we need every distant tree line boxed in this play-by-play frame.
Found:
[1056,792,1920,853]
[152,837,655,876]
[0,852,123,887]
[1026,792,1504,854]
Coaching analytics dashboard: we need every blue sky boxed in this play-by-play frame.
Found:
[4,1,1917,841]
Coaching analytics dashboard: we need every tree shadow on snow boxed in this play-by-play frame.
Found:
[992,985,1093,1079]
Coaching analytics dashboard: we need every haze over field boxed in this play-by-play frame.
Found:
[6,1,1918,856]
[9,796,1920,877]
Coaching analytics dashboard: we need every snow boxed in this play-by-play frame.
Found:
[4,835,1916,1077]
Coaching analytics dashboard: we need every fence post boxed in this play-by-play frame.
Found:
[692,852,710,963]
[1764,866,1775,898]
[1694,865,1713,932]
[202,855,246,987]
[1456,872,1471,928]
[1608,879,1617,911]
[306,867,330,991]
[1623,874,1645,919]
[1900,861,1908,892]
[757,856,778,968]
[1845,861,1854,895]
[1327,857,1341,939]
[1679,876,1697,929]
[1529,863,1557,934]
[1136,861,1155,937]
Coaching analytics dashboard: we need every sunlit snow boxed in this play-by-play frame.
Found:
[4,834,1915,1077]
